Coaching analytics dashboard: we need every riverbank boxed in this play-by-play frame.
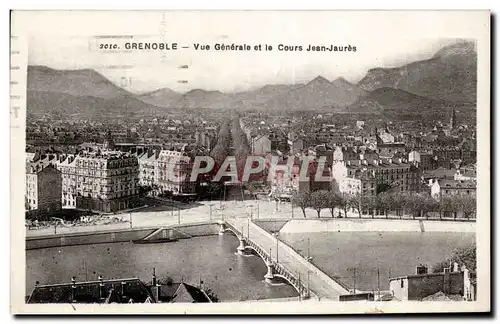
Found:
[278,219,475,234]
[26,222,220,250]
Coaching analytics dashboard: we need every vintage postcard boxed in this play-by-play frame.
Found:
[10,10,490,314]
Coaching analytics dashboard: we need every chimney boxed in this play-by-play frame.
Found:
[416,264,428,275]
[121,281,127,300]
[150,273,160,303]
[98,275,105,300]
[453,262,459,272]
[71,276,77,302]
[443,268,451,294]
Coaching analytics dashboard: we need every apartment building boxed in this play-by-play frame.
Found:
[331,157,422,197]
[25,162,62,215]
[56,151,139,213]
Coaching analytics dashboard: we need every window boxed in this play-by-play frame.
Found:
[401,279,404,288]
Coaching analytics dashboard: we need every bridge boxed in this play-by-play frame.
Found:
[220,217,351,301]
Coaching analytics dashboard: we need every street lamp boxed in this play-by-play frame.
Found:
[307,237,311,261]
[276,234,279,263]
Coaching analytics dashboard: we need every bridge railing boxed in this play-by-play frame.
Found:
[225,220,310,298]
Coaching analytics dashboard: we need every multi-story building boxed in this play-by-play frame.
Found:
[57,150,139,213]
[25,162,62,216]
[389,263,476,301]
[138,150,159,188]
[157,145,204,197]
[430,179,476,200]
[251,134,272,155]
[331,157,422,197]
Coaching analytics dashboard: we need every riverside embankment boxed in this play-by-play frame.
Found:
[255,218,476,234]
[26,222,220,250]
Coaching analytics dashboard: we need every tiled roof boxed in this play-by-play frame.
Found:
[438,179,476,189]
[27,278,154,304]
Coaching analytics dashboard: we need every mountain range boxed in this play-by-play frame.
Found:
[26,41,477,117]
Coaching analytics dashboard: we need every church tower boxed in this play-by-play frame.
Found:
[104,130,115,151]
[449,107,457,130]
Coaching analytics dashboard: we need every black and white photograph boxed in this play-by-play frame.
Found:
[10,10,490,314]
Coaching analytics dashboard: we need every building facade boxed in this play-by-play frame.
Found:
[430,179,476,199]
[138,150,159,189]
[25,163,62,215]
[157,147,198,196]
[251,135,272,155]
[57,151,139,213]
[389,263,476,301]
[331,158,422,198]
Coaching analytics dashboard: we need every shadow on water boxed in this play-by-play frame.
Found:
[26,234,298,301]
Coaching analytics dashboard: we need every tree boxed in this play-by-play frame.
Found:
[391,192,406,218]
[438,195,453,219]
[204,288,220,303]
[337,193,350,218]
[440,195,462,219]
[349,193,364,218]
[292,191,310,218]
[420,193,439,219]
[310,190,331,218]
[327,192,341,218]
[460,196,477,219]
[245,182,259,199]
[138,185,153,197]
[402,193,418,219]
[432,243,476,273]
[377,192,394,218]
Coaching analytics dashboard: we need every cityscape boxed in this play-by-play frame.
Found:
[24,39,477,305]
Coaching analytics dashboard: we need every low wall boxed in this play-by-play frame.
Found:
[279,219,476,234]
[26,223,220,250]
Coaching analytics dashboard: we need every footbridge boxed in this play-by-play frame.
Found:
[220,217,351,301]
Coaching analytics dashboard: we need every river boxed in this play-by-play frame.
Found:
[26,233,299,301]
[279,231,476,292]
[26,231,475,301]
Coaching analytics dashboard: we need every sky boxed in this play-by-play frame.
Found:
[13,10,488,94]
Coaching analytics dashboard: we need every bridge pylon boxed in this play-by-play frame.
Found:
[236,236,251,255]
[264,260,278,284]
[217,222,226,236]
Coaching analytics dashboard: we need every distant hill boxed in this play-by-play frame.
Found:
[135,77,367,112]
[357,41,477,103]
[230,84,302,110]
[176,89,234,109]
[138,88,182,108]
[262,76,367,112]
[28,65,133,99]
[27,65,162,117]
[28,41,477,117]
[27,90,161,118]
[348,87,467,115]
